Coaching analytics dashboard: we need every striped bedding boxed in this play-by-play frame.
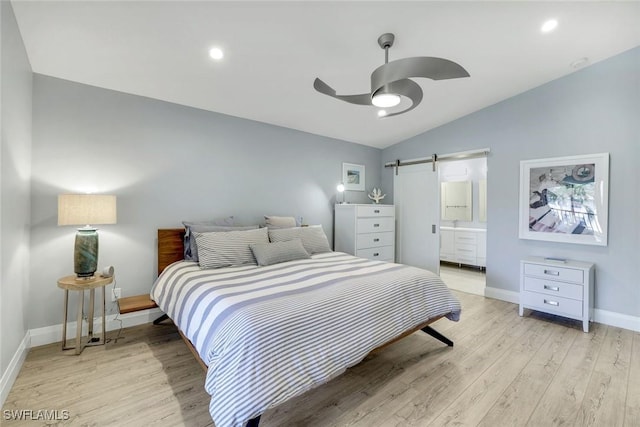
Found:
[150,252,461,427]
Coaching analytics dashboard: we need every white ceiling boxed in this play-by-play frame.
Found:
[11,1,640,149]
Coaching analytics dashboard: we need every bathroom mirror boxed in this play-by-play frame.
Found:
[441,181,472,221]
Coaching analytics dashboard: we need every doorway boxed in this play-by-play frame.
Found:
[438,157,487,295]
[390,150,488,296]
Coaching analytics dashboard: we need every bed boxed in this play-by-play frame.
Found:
[151,228,461,427]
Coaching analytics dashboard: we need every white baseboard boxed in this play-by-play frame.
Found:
[484,286,520,304]
[483,287,639,332]
[594,309,640,332]
[29,307,163,348]
[0,332,30,408]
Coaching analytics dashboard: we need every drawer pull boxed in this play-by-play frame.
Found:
[544,285,560,292]
[544,269,560,276]
[374,209,380,214]
[373,253,379,257]
[373,238,380,242]
[373,223,380,227]
[544,299,559,306]
[458,248,473,252]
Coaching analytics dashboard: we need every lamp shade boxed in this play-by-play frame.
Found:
[58,194,117,226]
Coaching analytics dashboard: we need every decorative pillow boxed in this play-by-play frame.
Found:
[268,225,332,255]
[183,219,258,262]
[264,215,297,229]
[250,239,310,266]
[194,227,268,269]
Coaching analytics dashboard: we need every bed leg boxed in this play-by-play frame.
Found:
[421,326,453,347]
[246,415,261,427]
[153,314,169,325]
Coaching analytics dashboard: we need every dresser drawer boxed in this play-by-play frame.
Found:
[523,263,584,284]
[357,217,394,233]
[523,277,583,300]
[455,232,477,244]
[521,290,583,318]
[356,232,394,249]
[455,243,476,258]
[356,205,394,218]
[356,246,394,261]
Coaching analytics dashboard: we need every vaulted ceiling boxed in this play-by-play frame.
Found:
[11,1,640,148]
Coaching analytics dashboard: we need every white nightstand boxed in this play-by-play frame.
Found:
[519,257,594,332]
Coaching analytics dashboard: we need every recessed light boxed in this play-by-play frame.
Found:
[209,47,224,60]
[541,19,558,33]
[570,57,590,69]
[377,110,388,117]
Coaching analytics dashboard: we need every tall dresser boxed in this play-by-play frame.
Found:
[334,204,395,262]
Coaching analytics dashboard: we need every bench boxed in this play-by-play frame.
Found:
[117,294,168,324]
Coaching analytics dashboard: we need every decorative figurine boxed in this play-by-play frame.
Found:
[368,188,386,204]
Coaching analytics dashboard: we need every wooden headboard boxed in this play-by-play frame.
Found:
[158,228,186,276]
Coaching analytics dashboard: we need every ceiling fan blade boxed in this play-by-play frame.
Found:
[374,78,423,118]
[314,78,372,106]
[371,57,470,92]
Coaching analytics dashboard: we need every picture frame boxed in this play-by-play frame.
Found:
[342,163,365,191]
[519,153,609,246]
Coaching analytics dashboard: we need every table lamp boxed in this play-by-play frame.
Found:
[58,194,117,278]
[337,183,346,204]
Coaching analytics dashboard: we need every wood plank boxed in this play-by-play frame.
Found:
[157,228,185,276]
[426,319,556,426]
[477,325,578,426]
[117,294,157,313]
[525,322,607,426]
[391,306,540,424]
[574,326,633,427]
[624,331,640,426]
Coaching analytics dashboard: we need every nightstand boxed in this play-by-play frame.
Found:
[57,274,113,354]
[519,257,595,332]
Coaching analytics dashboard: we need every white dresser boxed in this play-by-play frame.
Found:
[334,204,395,262]
[519,257,595,332]
[440,227,486,268]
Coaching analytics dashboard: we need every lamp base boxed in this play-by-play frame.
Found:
[74,228,99,278]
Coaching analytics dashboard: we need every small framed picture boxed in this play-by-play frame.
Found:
[519,153,609,246]
[342,163,365,191]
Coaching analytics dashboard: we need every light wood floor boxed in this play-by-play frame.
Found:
[4,288,638,426]
[439,263,486,296]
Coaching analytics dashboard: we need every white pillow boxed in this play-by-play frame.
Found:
[194,228,268,269]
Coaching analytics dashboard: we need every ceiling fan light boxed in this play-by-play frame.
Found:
[372,93,401,108]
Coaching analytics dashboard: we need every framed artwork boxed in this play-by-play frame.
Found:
[342,163,365,191]
[519,153,609,246]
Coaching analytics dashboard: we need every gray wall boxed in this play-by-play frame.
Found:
[1,1,32,376]
[30,75,382,329]
[382,47,640,317]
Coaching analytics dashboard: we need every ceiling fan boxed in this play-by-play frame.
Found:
[314,33,470,118]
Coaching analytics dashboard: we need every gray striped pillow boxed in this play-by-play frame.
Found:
[194,228,268,269]
[250,239,310,266]
[264,215,297,229]
[268,225,332,255]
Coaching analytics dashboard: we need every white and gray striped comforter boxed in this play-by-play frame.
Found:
[150,252,461,427]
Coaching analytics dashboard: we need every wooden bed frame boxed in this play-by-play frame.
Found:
[156,228,454,427]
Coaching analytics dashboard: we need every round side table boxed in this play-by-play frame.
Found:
[57,275,113,355]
